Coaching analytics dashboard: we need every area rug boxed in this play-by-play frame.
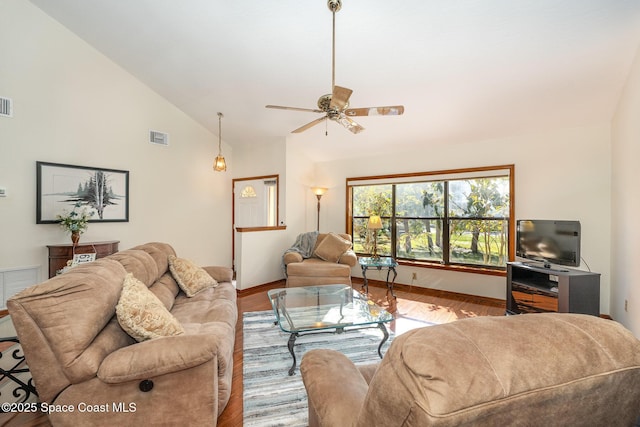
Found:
[242,310,395,427]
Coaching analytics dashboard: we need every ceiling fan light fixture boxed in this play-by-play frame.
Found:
[213,112,227,172]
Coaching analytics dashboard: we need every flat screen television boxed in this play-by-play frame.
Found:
[516,219,581,268]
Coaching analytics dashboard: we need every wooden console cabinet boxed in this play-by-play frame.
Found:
[506,262,600,316]
[47,241,119,278]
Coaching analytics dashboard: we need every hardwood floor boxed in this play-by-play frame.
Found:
[2,279,505,427]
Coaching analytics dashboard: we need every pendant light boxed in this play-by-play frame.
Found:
[213,112,227,172]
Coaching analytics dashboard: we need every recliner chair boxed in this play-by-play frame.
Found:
[301,313,640,426]
[283,232,357,287]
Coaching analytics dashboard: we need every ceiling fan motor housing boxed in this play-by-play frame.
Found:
[318,94,334,111]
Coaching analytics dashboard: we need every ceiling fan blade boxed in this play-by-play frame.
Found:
[334,114,364,134]
[266,105,324,113]
[330,86,353,110]
[292,116,327,133]
[344,105,405,116]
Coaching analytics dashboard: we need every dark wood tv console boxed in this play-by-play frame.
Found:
[506,262,600,316]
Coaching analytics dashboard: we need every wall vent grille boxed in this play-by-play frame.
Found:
[149,130,169,146]
[0,97,13,118]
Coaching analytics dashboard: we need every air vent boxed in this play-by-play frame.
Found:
[149,130,169,146]
[0,97,13,118]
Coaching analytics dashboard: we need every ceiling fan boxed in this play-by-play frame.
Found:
[266,0,404,134]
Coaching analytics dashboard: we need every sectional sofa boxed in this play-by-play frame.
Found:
[8,242,237,426]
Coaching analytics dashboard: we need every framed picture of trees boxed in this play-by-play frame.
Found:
[36,161,129,223]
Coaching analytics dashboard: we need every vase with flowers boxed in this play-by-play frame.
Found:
[56,202,95,245]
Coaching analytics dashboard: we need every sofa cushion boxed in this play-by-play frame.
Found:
[286,258,352,277]
[108,249,160,287]
[6,258,131,401]
[116,273,185,342]
[168,255,217,297]
[314,232,352,263]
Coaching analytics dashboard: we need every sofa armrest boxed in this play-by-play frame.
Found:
[203,266,233,283]
[301,349,368,427]
[338,250,357,267]
[98,334,221,383]
[283,251,303,265]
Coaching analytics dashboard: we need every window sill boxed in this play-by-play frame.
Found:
[396,260,507,277]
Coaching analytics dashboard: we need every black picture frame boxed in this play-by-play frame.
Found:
[36,161,129,224]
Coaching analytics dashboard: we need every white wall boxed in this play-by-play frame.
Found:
[0,0,233,284]
[313,125,612,311]
[612,44,640,336]
[235,229,290,290]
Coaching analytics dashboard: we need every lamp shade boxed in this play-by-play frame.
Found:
[311,187,328,197]
[367,215,383,230]
[213,112,227,172]
[214,155,227,171]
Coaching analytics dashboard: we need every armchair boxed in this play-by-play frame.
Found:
[301,313,640,426]
[283,232,357,287]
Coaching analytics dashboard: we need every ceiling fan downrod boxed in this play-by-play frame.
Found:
[328,0,341,91]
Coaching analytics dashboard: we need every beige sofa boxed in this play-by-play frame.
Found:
[283,232,357,287]
[7,242,237,426]
[301,313,640,426]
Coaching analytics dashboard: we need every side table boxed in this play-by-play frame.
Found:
[359,257,398,312]
[47,240,119,278]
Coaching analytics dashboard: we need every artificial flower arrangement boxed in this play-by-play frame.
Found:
[56,202,95,236]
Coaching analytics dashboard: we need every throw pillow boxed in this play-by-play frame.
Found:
[168,255,217,297]
[116,273,185,342]
[314,232,352,263]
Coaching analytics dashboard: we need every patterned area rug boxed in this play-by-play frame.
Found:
[242,310,395,427]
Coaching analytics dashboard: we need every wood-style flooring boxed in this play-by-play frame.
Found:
[1,278,505,427]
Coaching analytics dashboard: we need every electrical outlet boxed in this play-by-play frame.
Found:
[625,299,628,312]
[411,272,417,280]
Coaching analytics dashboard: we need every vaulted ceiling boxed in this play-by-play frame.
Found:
[30,0,640,161]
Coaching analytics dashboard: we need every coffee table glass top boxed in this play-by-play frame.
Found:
[268,284,393,334]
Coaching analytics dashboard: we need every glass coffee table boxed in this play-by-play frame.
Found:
[268,284,393,375]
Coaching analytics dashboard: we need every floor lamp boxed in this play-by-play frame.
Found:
[311,187,328,231]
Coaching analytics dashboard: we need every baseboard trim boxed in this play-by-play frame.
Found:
[236,277,506,308]
[236,280,285,297]
[352,276,505,308]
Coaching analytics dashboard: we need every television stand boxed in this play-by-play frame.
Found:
[521,261,570,273]
[506,262,600,316]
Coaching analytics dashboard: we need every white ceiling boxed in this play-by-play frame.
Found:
[29,0,640,162]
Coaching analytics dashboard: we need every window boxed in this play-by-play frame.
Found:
[347,165,514,272]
